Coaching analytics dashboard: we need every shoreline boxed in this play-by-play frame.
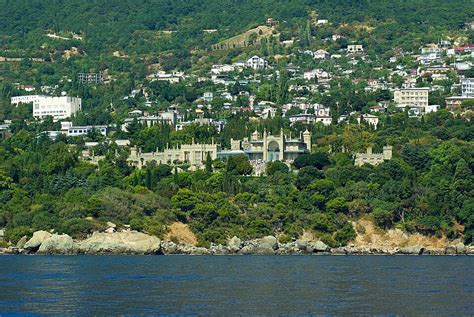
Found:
[1,231,472,256]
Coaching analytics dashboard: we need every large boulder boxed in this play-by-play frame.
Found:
[445,243,466,255]
[161,240,178,254]
[0,229,4,241]
[16,236,28,249]
[307,241,330,253]
[254,236,278,254]
[23,231,52,252]
[399,246,424,255]
[37,234,76,255]
[77,231,161,255]
[227,236,242,253]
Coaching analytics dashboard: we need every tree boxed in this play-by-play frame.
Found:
[205,152,213,173]
[293,152,330,169]
[266,161,289,176]
[226,155,253,176]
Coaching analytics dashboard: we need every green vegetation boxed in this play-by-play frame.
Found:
[0,0,473,247]
[0,110,472,245]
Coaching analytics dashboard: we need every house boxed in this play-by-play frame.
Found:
[203,92,214,102]
[16,84,35,92]
[286,63,301,73]
[425,105,440,113]
[315,116,332,126]
[0,123,11,139]
[289,113,315,125]
[369,105,386,113]
[314,49,330,60]
[445,96,473,111]
[347,44,364,53]
[355,146,392,166]
[314,104,330,117]
[421,44,442,55]
[358,114,379,128]
[246,56,268,69]
[211,64,235,74]
[61,121,111,137]
[147,71,184,83]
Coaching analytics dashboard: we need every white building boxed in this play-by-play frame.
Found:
[358,114,379,128]
[394,87,429,108]
[314,49,330,60]
[246,56,268,69]
[32,96,82,120]
[425,105,440,113]
[11,95,42,105]
[347,44,364,53]
[289,113,315,125]
[61,122,110,137]
[315,116,332,126]
[461,78,474,97]
[211,64,235,74]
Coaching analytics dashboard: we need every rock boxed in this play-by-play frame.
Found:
[399,246,424,255]
[254,236,278,254]
[190,247,210,255]
[295,240,308,252]
[277,242,302,255]
[445,245,457,255]
[16,236,28,249]
[227,236,242,253]
[307,241,330,253]
[4,247,20,255]
[467,245,474,255]
[161,240,178,254]
[77,231,161,255]
[105,222,116,233]
[454,242,466,254]
[331,247,348,255]
[209,244,229,255]
[424,247,444,255]
[0,229,4,240]
[37,234,76,255]
[239,245,255,255]
[23,231,52,252]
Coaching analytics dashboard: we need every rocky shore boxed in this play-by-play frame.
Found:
[1,230,473,256]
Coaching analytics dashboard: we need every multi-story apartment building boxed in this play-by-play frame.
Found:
[32,96,82,120]
[11,95,42,105]
[394,87,429,108]
[461,78,474,97]
[78,72,104,84]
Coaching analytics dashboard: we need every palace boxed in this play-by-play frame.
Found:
[354,146,392,166]
[127,130,312,169]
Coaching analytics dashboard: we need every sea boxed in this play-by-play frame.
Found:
[0,255,472,315]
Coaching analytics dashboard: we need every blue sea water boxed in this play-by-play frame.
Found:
[0,255,472,315]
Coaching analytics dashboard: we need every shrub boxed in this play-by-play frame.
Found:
[59,218,99,239]
[372,208,394,229]
[4,226,32,244]
[278,234,291,244]
[334,223,356,246]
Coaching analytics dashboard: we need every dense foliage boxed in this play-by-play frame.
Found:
[0,110,472,246]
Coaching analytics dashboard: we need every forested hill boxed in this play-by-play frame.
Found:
[1,0,473,55]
